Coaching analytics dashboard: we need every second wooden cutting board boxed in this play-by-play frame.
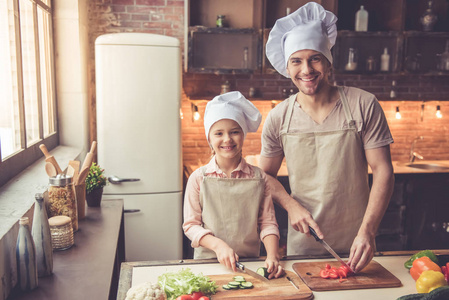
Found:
[208,270,313,299]
[293,260,402,291]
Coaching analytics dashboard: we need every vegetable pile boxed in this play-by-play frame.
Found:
[157,268,217,300]
[404,250,448,294]
[125,282,165,300]
[319,263,353,282]
[222,275,254,290]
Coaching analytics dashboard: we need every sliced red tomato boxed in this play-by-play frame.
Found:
[320,269,330,279]
[325,263,331,270]
[329,269,339,279]
[191,292,204,300]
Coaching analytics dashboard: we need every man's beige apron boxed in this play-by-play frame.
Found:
[281,87,370,255]
[194,166,264,259]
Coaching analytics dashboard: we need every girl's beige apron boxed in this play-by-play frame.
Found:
[281,87,370,255]
[194,166,264,259]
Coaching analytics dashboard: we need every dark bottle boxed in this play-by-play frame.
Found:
[16,217,38,291]
[32,193,53,277]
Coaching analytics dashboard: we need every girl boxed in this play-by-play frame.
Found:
[183,91,284,279]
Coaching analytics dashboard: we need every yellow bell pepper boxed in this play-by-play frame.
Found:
[416,270,448,293]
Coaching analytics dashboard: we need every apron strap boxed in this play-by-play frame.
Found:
[337,86,356,129]
[281,94,297,134]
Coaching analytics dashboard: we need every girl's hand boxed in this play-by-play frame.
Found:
[265,257,285,279]
[215,245,239,272]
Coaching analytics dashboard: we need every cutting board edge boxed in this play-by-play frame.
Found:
[308,281,403,291]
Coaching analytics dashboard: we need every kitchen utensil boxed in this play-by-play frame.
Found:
[77,167,90,186]
[286,276,300,290]
[308,226,353,271]
[66,165,75,178]
[68,160,80,184]
[292,260,401,291]
[208,270,311,299]
[81,152,93,174]
[89,141,97,154]
[39,144,63,174]
[45,162,57,177]
[236,262,268,282]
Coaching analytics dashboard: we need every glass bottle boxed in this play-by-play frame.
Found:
[380,48,390,72]
[345,48,358,71]
[16,217,38,291]
[32,193,53,277]
[420,0,438,32]
[439,40,449,72]
[242,47,249,69]
[355,6,368,32]
[47,174,78,231]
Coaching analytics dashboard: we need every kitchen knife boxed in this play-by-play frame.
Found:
[308,226,353,272]
[236,262,269,282]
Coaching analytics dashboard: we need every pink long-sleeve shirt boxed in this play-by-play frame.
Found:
[183,157,280,248]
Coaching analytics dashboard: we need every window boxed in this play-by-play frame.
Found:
[0,0,57,186]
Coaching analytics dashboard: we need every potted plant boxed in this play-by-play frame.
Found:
[85,162,107,207]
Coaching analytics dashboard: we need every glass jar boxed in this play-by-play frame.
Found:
[47,174,78,231]
[216,15,225,28]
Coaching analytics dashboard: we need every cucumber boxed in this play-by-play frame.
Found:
[233,276,246,282]
[227,281,241,287]
[239,281,254,289]
[222,284,232,290]
[256,267,269,278]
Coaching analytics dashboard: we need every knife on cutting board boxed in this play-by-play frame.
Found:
[308,226,353,272]
[236,262,269,282]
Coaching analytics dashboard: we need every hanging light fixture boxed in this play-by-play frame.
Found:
[395,106,402,119]
[191,103,200,121]
[436,105,443,118]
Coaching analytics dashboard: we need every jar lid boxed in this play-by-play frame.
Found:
[49,174,73,186]
[19,217,29,225]
[49,215,71,226]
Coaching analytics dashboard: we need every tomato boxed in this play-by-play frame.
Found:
[329,269,339,279]
[320,269,330,279]
[176,295,193,300]
[191,292,204,300]
[198,297,209,300]
[325,264,331,270]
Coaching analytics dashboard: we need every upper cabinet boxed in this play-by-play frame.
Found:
[185,0,449,75]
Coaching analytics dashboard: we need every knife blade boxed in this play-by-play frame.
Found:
[308,226,353,272]
[236,262,269,282]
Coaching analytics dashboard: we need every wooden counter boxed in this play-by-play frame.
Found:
[8,199,124,300]
[118,250,449,300]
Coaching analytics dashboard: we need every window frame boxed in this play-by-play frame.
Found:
[0,0,58,187]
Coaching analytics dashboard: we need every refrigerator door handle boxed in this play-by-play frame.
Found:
[108,175,140,184]
[124,209,141,213]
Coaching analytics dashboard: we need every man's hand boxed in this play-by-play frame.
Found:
[286,200,324,239]
[347,232,375,273]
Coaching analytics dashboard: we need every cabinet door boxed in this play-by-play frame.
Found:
[406,175,449,250]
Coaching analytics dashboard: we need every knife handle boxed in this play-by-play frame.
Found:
[309,226,321,241]
[236,262,244,271]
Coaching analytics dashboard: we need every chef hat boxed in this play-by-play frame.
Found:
[204,91,262,140]
[266,2,338,78]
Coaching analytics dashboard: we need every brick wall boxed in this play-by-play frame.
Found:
[182,97,449,166]
[88,0,449,168]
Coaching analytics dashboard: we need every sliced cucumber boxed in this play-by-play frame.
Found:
[240,281,254,289]
[233,276,246,282]
[256,267,269,278]
[222,284,232,290]
[227,281,241,287]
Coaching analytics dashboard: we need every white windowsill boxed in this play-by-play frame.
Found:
[0,145,82,239]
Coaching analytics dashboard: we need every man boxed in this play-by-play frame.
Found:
[260,2,395,273]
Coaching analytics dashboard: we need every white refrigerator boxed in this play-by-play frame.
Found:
[95,33,183,261]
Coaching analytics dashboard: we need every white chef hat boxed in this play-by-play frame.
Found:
[266,2,338,78]
[204,91,262,140]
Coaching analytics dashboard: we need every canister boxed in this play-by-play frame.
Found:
[47,174,78,231]
[48,216,74,250]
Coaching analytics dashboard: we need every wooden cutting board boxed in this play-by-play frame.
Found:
[293,260,402,291]
[208,271,313,299]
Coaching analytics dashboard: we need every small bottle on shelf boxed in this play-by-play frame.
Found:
[380,48,390,72]
[355,6,368,32]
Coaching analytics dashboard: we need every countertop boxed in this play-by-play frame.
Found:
[8,199,124,300]
[117,250,449,300]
